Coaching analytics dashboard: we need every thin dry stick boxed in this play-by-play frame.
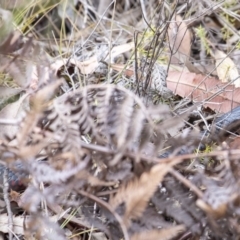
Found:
[107,0,117,83]
[170,168,203,198]
[78,190,130,240]
[80,141,237,165]
[0,118,20,125]
[3,168,13,240]
[48,203,91,228]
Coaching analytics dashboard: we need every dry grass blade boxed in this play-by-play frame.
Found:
[130,225,186,240]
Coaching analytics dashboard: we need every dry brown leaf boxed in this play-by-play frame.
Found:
[76,171,116,187]
[0,50,52,90]
[10,189,21,203]
[53,42,134,75]
[0,30,22,54]
[109,42,134,59]
[130,225,186,240]
[0,8,13,46]
[229,136,240,149]
[0,93,29,139]
[72,55,99,74]
[52,57,98,75]
[50,58,68,74]
[0,87,23,98]
[110,163,173,225]
[0,214,24,235]
[31,80,62,112]
[214,49,240,87]
[168,15,202,74]
[110,63,134,77]
[167,71,240,113]
[8,58,34,88]
[168,15,191,63]
[110,64,240,113]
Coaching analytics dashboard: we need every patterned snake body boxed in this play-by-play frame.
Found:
[1,106,240,191]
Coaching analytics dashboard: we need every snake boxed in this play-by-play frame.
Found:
[1,105,240,191]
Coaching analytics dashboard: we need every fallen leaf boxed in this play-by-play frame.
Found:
[110,63,134,77]
[168,15,191,63]
[168,15,201,74]
[214,49,240,87]
[0,8,13,46]
[0,30,22,54]
[109,42,134,59]
[51,57,99,75]
[130,225,186,240]
[52,42,134,75]
[0,214,24,234]
[167,71,240,113]
[0,93,29,139]
[0,87,23,99]
[110,64,240,113]
[229,136,240,149]
[72,55,98,74]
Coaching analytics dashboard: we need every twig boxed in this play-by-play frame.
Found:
[107,0,117,83]
[0,118,21,125]
[78,190,129,240]
[80,141,239,165]
[169,168,203,198]
[3,168,13,240]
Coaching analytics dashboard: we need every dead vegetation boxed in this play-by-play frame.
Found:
[0,0,240,239]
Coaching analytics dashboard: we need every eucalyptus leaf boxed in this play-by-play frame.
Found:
[0,8,13,46]
[0,93,29,139]
[0,86,23,98]
[0,87,23,111]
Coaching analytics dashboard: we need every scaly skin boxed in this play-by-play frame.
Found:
[0,163,27,191]
[2,106,240,191]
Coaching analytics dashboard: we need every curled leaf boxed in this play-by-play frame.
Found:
[0,8,13,46]
[168,15,191,64]
[214,49,240,88]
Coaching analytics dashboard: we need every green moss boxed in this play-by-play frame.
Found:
[194,25,211,55]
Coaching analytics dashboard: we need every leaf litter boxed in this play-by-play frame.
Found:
[0,1,240,240]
